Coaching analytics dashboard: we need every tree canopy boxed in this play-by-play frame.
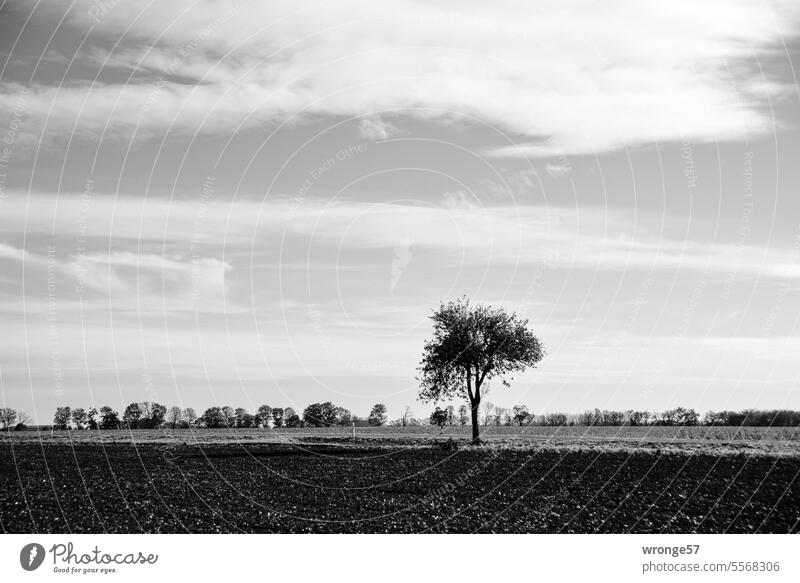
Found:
[368,403,388,426]
[417,297,544,441]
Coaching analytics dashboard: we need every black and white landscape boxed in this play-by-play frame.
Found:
[1,1,799,534]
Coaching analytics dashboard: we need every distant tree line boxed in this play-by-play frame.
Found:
[422,405,800,428]
[2,403,799,431]
[0,407,31,431]
[8,401,392,430]
[443,405,800,428]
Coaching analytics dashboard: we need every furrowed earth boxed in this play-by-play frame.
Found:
[1,428,799,533]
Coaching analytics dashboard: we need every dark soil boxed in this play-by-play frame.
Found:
[1,443,798,533]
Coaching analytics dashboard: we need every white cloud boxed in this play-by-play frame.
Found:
[0,242,33,262]
[545,163,573,179]
[2,0,798,155]
[358,115,401,141]
[4,191,800,282]
[440,190,478,210]
[0,241,232,311]
[75,251,232,302]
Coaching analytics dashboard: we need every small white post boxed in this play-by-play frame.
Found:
[352,421,355,439]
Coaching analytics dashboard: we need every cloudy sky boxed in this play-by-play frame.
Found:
[1,0,800,423]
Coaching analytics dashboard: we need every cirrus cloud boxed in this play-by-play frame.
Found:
[1,0,798,156]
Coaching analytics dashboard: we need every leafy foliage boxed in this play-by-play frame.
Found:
[418,298,544,402]
[303,402,347,427]
[167,406,183,429]
[417,297,544,439]
[53,406,71,430]
[99,406,120,430]
[457,405,469,426]
[256,405,272,427]
[368,403,388,426]
[183,407,198,427]
[0,407,18,429]
[201,407,225,428]
[512,405,530,426]
[430,407,449,428]
[71,408,88,430]
[123,403,142,429]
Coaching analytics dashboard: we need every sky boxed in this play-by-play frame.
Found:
[1,0,800,423]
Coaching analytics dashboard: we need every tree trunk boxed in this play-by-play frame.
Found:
[470,399,480,442]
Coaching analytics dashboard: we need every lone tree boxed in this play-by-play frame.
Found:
[417,297,544,442]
